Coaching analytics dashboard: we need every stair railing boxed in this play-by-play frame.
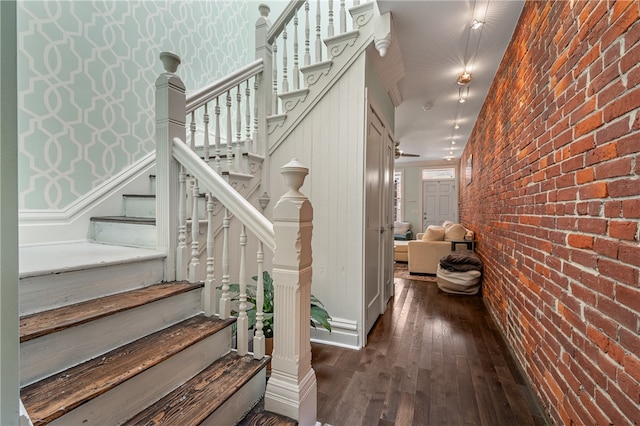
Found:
[185,59,264,178]
[258,0,365,116]
[156,52,317,423]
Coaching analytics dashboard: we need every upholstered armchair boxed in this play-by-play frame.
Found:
[393,221,413,240]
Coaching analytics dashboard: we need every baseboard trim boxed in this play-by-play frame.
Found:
[20,152,155,222]
[310,317,360,349]
[19,153,155,245]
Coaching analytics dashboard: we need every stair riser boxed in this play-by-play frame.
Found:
[201,368,267,426]
[20,289,203,386]
[19,257,165,316]
[92,221,156,248]
[47,329,232,426]
[123,196,155,218]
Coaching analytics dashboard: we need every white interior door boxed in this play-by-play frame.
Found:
[364,107,385,335]
[422,179,457,230]
[382,135,394,304]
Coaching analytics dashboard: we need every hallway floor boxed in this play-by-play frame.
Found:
[311,264,550,426]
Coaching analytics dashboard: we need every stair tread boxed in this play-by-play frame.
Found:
[122,194,155,198]
[21,314,235,426]
[237,399,298,426]
[20,281,203,342]
[123,352,270,425]
[91,215,156,224]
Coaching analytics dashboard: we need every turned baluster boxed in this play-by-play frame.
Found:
[203,103,210,166]
[254,242,266,359]
[236,85,243,173]
[315,0,322,62]
[328,0,334,37]
[189,178,200,283]
[215,97,222,174]
[340,0,346,33]
[176,167,188,280]
[253,79,259,154]
[272,41,279,114]
[219,208,231,319]
[204,193,216,316]
[293,11,300,90]
[237,225,249,356]
[282,23,289,93]
[245,80,251,154]
[304,1,311,67]
[189,111,196,151]
[226,91,233,173]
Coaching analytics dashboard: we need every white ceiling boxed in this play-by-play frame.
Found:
[376,0,524,164]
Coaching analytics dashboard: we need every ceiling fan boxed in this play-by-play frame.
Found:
[395,142,420,159]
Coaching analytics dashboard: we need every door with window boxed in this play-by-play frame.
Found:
[422,174,457,230]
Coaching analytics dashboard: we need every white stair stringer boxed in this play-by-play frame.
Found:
[267,2,375,154]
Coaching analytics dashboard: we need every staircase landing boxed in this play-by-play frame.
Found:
[19,241,165,278]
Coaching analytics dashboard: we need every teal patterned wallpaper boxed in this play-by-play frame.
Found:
[18,0,252,210]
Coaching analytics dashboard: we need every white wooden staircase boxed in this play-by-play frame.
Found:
[18,239,272,425]
[18,0,385,424]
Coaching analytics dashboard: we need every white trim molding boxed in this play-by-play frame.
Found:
[310,317,360,349]
[19,153,156,245]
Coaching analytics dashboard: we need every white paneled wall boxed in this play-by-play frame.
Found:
[269,53,367,348]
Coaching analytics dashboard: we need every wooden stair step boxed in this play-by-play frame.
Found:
[21,314,235,426]
[237,399,298,426]
[90,215,156,225]
[20,281,203,342]
[122,193,155,198]
[123,353,271,425]
[238,411,298,426]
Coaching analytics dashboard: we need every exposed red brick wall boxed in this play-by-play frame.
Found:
[460,1,640,424]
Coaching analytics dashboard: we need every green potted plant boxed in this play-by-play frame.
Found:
[225,271,332,339]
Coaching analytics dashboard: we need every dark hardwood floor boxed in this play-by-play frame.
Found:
[312,265,550,426]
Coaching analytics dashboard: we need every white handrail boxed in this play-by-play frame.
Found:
[267,0,306,44]
[172,137,276,251]
[186,59,264,114]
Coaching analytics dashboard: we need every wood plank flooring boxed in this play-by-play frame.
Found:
[312,266,550,426]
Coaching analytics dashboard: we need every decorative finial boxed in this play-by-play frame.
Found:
[258,191,271,210]
[160,52,181,73]
[280,158,309,197]
[259,4,270,17]
[374,34,391,58]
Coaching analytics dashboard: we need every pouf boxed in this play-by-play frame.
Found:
[436,251,483,295]
[436,265,482,295]
[394,241,409,262]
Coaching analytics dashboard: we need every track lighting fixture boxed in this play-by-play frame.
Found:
[471,19,484,30]
[457,70,472,85]
[458,86,469,103]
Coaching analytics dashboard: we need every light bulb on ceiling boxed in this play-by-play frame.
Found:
[457,70,472,85]
[454,123,460,129]
[471,19,484,30]
[452,140,456,144]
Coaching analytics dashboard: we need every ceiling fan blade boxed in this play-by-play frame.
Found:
[401,152,420,157]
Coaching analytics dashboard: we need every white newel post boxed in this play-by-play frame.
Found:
[156,52,186,281]
[265,159,317,425]
[255,4,273,209]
